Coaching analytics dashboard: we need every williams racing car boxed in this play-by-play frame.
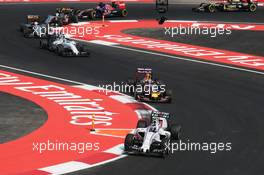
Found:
[124,111,181,157]
[192,0,258,12]
[39,34,89,57]
[126,68,172,103]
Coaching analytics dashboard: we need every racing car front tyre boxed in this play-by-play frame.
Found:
[23,33,30,38]
[169,124,181,140]
[20,26,24,32]
[57,45,65,56]
[161,138,170,156]
[150,140,169,157]
[124,134,134,151]
[23,30,30,38]
[192,8,198,12]
[248,3,257,12]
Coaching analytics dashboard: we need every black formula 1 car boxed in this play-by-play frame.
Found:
[124,111,181,157]
[39,34,89,57]
[77,1,128,20]
[20,13,77,38]
[126,68,172,103]
[20,15,54,38]
[56,7,79,24]
[192,0,258,12]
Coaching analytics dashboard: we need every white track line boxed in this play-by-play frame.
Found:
[109,95,138,104]
[109,20,139,23]
[0,64,87,85]
[112,45,264,75]
[88,40,119,46]
[165,19,264,25]
[104,144,125,155]
[79,40,264,76]
[39,161,91,175]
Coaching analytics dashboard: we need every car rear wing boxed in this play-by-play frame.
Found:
[151,111,170,119]
[137,68,152,74]
[27,15,41,23]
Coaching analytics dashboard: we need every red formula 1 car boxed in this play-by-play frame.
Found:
[77,1,128,20]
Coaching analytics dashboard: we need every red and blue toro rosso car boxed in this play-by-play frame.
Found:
[192,0,258,12]
[77,1,128,20]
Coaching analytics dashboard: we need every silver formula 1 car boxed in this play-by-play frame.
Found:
[124,111,181,157]
[40,34,89,57]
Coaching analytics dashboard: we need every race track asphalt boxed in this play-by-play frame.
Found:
[0,92,47,144]
[0,3,264,175]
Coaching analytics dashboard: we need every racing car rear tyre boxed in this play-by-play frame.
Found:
[249,3,257,12]
[134,92,140,101]
[136,120,148,128]
[89,10,96,20]
[120,9,128,17]
[70,15,79,23]
[207,4,216,13]
[165,90,172,103]
[124,134,134,151]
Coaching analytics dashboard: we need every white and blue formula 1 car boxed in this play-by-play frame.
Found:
[40,33,89,57]
[124,111,181,157]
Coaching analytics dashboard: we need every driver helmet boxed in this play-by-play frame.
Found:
[144,73,152,81]
[59,33,65,40]
[150,118,159,132]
